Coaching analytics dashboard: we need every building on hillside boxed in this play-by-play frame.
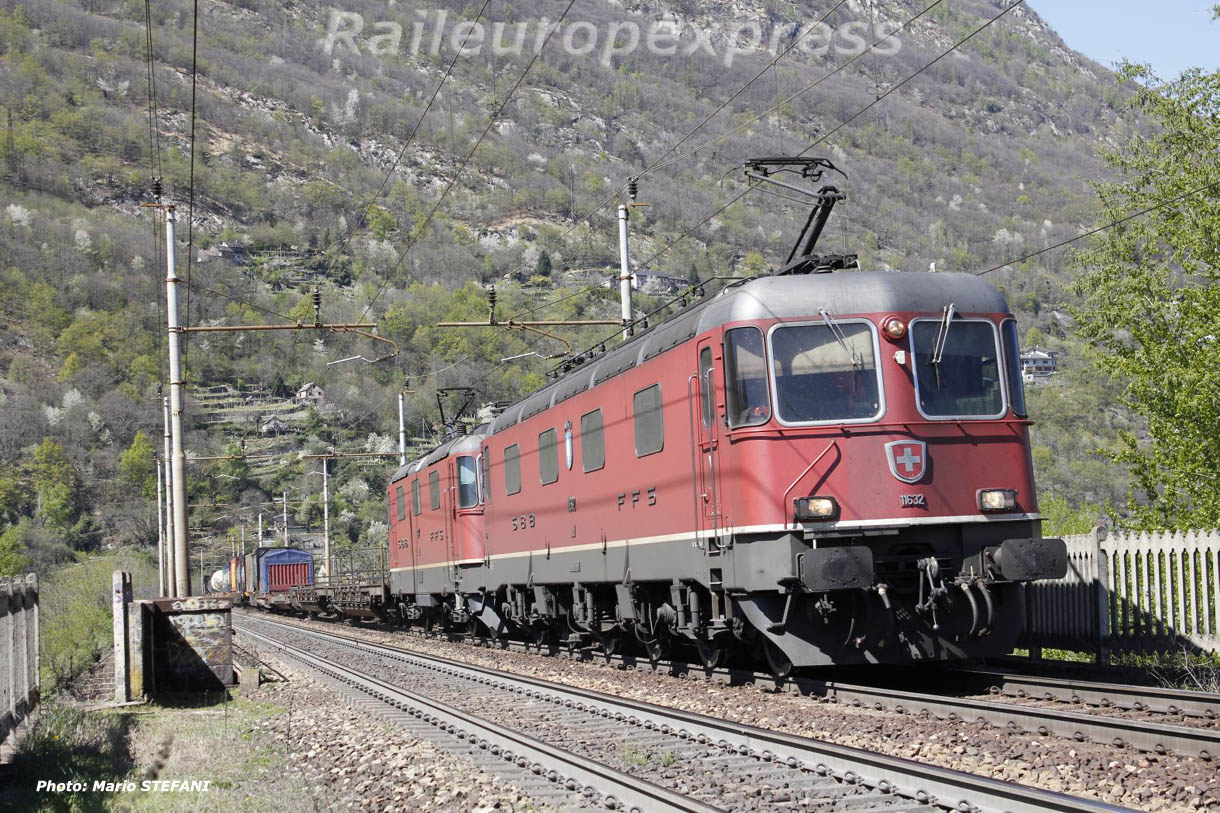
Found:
[1020,347,1058,384]
[260,415,291,436]
[296,382,325,405]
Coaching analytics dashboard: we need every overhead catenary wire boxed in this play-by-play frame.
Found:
[799,0,1024,157]
[142,0,166,383]
[505,0,938,321]
[627,0,1019,282]
[184,0,201,369]
[317,0,494,283]
[356,0,581,324]
[977,178,1220,277]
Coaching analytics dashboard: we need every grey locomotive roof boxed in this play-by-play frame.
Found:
[389,430,485,484]
[488,271,1007,436]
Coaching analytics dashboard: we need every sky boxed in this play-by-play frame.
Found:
[1028,1,1219,77]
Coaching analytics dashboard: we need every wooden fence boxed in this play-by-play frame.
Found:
[1,574,39,750]
[1025,529,1220,660]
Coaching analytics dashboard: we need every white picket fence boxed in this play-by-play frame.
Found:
[1,574,39,752]
[1026,529,1220,658]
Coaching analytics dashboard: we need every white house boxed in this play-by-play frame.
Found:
[1020,347,1058,384]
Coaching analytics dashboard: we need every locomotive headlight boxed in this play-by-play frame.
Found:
[978,488,1018,512]
[882,316,907,340]
[795,496,838,521]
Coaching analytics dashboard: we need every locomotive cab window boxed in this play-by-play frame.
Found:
[581,409,605,472]
[910,318,1004,418]
[456,456,479,508]
[411,478,421,516]
[539,429,559,485]
[725,328,771,427]
[633,384,664,457]
[504,444,521,495]
[428,470,440,510]
[769,321,882,424]
[395,485,406,522]
[1001,320,1027,417]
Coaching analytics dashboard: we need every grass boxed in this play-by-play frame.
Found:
[39,551,159,696]
[2,705,135,812]
[1,690,316,813]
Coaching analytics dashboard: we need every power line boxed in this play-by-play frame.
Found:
[318,0,494,283]
[800,1,1023,156]
[631,0,1020,279]
[183,0,201,371]
[977,178,1220,277]
[357,0,581,323]
[506,0,934,321]
[648,0,946,178]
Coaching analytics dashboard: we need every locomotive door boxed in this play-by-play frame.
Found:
[692,340,724,548]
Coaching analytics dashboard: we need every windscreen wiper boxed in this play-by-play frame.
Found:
[818,308,863,369]
[929,303,956,387]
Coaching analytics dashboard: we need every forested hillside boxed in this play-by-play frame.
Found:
[0,0,1138,571]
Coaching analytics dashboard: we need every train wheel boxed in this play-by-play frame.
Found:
[695,640,724,669]
[764,639,793,679]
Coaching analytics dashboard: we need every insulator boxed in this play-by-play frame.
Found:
[152,177,162,201]
[626,177,638,201]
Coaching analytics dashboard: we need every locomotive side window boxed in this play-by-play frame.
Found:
[725,327,772,427]
[910,319,1004,418]
[770,322,881,424]
[411,478,421,516]
[699,347,714,426]
[581,409,605,472]
[395,485,406,522]
[457,456,479,508]
[428,470,440,510]
[539,429,559,485]
[633,384,664,457]
[481,449,490,504]
[1001,320,1028,417]
[504,444,521,495]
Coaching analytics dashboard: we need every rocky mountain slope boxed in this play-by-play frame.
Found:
[0,0,1134,560]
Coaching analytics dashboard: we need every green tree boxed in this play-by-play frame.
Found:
[118,431,156,499]
[31,439,81,529]
[0,523,28,576]
[1072,62,1220,529]
[535,250,552,278]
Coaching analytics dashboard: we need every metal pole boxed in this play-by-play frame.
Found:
[617,203,633,341]
[398,392,407,467]
[162,397,176,598]
[155,459,165,596]
[282,491,288,545]
[164,206,191,597]
[258,513,263,548]
[322,459,330,581]
[241,525,245,556]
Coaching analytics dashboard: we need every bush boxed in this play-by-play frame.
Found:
[39,551,157,695]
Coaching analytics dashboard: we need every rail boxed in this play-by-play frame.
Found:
[237,615,1131,813]
[1,574,39,752]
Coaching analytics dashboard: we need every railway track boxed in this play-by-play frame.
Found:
[235,614,1129,813]
[251,608,1220,761]
[946,665,1220,719]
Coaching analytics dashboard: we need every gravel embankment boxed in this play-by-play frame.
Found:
[240,650,547,811]
[235,611,1218,812]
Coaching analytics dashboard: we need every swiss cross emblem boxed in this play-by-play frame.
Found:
[885,441,927,484]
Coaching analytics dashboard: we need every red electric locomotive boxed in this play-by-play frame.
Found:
[386,160,1067,672]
